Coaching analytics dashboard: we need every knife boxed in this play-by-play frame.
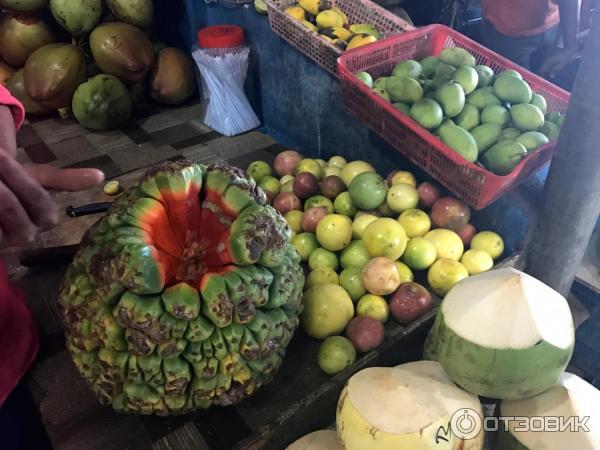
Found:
[65,202,112,217]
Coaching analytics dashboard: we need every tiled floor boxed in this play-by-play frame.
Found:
[16,102,280,179]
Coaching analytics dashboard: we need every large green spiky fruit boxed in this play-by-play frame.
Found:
[496,373,600,449]
[424,268,574,400]
[59,161,305,415]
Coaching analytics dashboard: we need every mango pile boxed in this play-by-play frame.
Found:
[246,151,506,376]
[0,0,196,131]
[285,0,381,51]
[355,47,565,175]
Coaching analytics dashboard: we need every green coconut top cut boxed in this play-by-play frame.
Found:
[441,268,574,352]
[426,268,575,400]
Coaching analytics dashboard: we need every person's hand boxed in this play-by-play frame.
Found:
[540,46,580,79]
[0,149,104,248]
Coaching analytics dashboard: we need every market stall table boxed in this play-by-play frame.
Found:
[4,107,434,450]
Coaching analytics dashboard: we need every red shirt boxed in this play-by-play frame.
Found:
[482,0,560,37]
[0,85,38,406]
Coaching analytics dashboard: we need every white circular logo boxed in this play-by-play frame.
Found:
[450,408,482,440]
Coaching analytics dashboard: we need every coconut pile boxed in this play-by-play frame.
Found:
[287,268,600,450]
[0,0,196,130]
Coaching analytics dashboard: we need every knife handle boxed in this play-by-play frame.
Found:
[66,202,112,218]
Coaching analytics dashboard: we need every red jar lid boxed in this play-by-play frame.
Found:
[197,25,245,49]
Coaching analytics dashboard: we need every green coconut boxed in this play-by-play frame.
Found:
[496,373,600,449]
[50,0,103,36]
[72,74,132,131]
[424,268,574,400]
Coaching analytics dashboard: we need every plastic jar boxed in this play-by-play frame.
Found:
[192,25,260,136]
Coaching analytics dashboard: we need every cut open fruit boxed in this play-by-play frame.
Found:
[60,161,304,415]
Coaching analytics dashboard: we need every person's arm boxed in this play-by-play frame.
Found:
[0,99,104,248]
[540,0,581,77]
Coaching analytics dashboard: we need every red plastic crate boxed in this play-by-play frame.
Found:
[266,0,414,77]
[338,24,571,209]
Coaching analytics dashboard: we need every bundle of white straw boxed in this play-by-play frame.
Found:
[192,46,260,136]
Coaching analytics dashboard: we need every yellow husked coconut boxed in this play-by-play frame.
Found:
[336,366,456,450]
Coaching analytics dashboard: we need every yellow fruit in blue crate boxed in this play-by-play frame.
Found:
[299,20,318,32]
[298,0,331,17]
[349,23,381,39]
[320,26,352,42]
[347,33,377,50]
[316,9,345,29]
[330,7,349,25]
[285,6,305,20]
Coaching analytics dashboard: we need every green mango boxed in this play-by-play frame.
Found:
[435,82,465,118]
[497,69,523,80]
[467,88,501,109]
[373,77,389,90]
[481,140,527,175]
[355,71,373,88]
[471,123,502,153]
[454,104,480,131]
[373,87,391,102]
[420,56,440,78]
[453,65,478,95]
[392,102,411,115]
[438,121,478,162]
[540,121,560,140]
[545,111,562,124]
[386,76,423,103]
[511,103,545,131]
[499,128,521,142]
[493,76,532,103]
[439,47,476,67]
[409,98,444,130]
[392,60,423,79]
[50,0,103,36]
[431,62,456,88]
[106,0,154,28]
[475,65,494,87]
[481,105,509,127]
[530,93,548,115]
[516,131,550,152]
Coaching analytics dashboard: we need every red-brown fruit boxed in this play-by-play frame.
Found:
[389,282,433,325]
[457,223,477,246]
[319,175,346,199]
[301,207,328,233]
[430,197,471,232]
[294,172,319,199]
[345,316,384,353]
[273,192,302,215]
[417,182,441,210]
[274,150,302,177]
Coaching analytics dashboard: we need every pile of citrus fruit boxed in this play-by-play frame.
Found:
[246,150,505,375]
